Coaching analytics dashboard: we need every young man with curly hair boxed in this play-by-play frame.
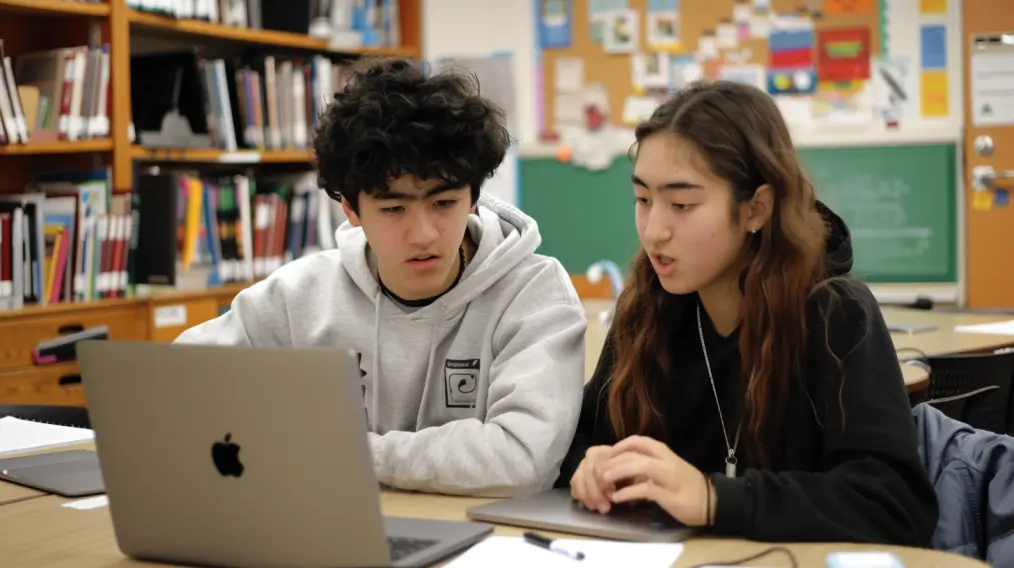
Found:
[175,57,587,498]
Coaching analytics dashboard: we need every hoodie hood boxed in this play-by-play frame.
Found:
[334,193,542,316]
[816,200,854,277]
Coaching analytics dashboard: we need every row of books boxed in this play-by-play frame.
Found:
[137,169,344,294]
[132,50,349,151]
[0,42,111,146]
[0,167,346,311]
[126,0,402,49]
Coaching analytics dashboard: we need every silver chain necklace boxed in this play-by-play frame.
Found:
[696,301,741,478]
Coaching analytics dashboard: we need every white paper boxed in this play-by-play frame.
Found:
[752,0,771,9]
[733,3,753,24]
[716,23,739,49]
[554,91,587,125]
[444,536,683,568]
[62,495,109,510]
[603,10,639,54]
[873,55,915,123]
[955,320,1014,336]
[555,58,585,92]
[622,95,661,126]
[971,51,1014,127]
[572,127,622,172]
[775,95,815,127]
[750,12,771,38]
[718,64,767,90]
[698,36,719,60]
[632,52,671,90]
[0,417,94,457]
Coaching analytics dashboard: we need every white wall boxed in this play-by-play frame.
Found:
[423,0,966,152]
[423,0,538,145]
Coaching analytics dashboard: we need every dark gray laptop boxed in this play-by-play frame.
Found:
[466,487,699,542]
[77,340,492,568]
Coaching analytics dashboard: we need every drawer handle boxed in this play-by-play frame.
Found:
[59,375,82,387]
[58,324,85,335]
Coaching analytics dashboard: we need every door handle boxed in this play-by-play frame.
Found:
[972,165,1014,191]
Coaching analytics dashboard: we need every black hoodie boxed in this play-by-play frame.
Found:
[555,202,939,547]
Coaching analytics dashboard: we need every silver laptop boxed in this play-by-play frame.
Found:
[77,340,492,568]
[466,487,698,542]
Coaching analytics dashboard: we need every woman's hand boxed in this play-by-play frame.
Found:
[599,435,716,527]
[569,445,616,514]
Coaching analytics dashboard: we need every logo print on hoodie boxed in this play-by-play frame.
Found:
[445,359,480,408]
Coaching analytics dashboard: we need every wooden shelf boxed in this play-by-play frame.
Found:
[131,146,313,163]
[0,139,113,155]
[0,0,110,17]
[0,282,249,320]
[127,9,417,57]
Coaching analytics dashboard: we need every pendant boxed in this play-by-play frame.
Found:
[725,454,738,478]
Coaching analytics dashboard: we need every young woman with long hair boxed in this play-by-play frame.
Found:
[556,80,938,545]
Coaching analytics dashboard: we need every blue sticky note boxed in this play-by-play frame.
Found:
[996,189,1010,207]
[921,25,947,69]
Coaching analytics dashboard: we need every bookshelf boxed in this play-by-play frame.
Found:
[0,0,111,17]
[0,139,114,155]
[0,0,424,406]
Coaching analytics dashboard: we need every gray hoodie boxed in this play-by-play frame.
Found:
[174,194,587,497]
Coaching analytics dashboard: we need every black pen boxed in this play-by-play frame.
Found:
[522,531,586,561]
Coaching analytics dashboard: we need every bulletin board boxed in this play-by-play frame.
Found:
[536,0,883,135]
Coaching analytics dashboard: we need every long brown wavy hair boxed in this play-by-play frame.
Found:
[607,80,831,468]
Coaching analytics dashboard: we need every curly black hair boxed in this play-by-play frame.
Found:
[313,56,511,213]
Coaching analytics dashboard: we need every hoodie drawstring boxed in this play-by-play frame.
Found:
[369,290,383,430]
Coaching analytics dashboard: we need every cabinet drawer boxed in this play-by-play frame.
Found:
[149,299,222,342]
[0,363,86,406]
[0,305,148,370]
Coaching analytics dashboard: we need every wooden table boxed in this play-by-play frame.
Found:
[882,307,1014,357]
[0,444,989,568]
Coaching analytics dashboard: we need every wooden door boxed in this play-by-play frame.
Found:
[964,3,1014,308]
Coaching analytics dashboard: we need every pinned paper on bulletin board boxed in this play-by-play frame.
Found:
[588,0,629,44]
[603,9,640,53]
[919,0,947,14]
[973,191,993,212]
[768,26,817,94]
[817,27,870,82]
[632,52,672,90]
[873,55,914,125]
[813,80,874,124]
[921,70,949,117]
[646,0,681,51]
[825,0,873,15]
[539,0,573,48]
[919,24,949,118]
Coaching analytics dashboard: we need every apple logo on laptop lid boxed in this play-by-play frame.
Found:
[211,433,244,477]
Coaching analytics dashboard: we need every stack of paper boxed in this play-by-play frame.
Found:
[0,416,94,456]
[445,536,683,568]
[955,320,1014,336]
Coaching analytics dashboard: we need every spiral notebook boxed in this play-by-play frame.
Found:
[0,416,94,456]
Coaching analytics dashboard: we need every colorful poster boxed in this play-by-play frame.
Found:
[872,55,914,123]
[920,25,947,70]
[817,27,870,81]
[768,27,815,94]
[539,0,572,48]
[824,0,873,15]
[919,0,947,14]
[920,70,949,117]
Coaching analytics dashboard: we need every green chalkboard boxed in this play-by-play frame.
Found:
[520,157,640,276]
[520,143,958,284]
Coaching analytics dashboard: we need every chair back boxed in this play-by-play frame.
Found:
[925,350,1014,435]
[0,404,91,429]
